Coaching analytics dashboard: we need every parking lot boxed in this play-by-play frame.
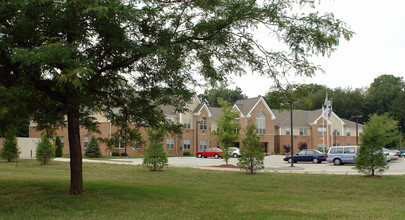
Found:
[69,154,405,175]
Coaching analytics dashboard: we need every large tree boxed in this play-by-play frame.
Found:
[199,84,247,107]
[0,0,352,195]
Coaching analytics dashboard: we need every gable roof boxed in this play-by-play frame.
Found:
[209,107,222,122]
[273,109,331,127]
[193,103,212,117]
[341,118,364,128]
[234,97,276,119]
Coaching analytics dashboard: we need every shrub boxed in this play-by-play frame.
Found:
[143,127,168,171]
[1,135,20,162]
[55,136,63,157]
[121,152,128,157]
[237,121,264,174]
[36,134,55,165]
[112,151,120,156]
[298,142,308,151]
[183,151,191,156]
[283,145,291,153]
[85,136,102,158]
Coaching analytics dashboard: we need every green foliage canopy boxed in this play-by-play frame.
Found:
[355,114,398,176]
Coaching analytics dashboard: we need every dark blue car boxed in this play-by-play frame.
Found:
[283,149,327,164]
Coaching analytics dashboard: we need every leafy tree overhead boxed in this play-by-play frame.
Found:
[355,114,398,176]
[0,0,352,194]
[212,98,241,165]
[199,85,247,107]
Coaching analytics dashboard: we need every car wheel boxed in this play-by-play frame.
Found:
[334,159,342,166]
[312,158,319,164]
[233,153,238,158]
[197,153,202,158]
[214,154,219,159]
[288,158,293,164]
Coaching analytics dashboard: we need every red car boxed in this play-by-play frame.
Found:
[195,148,224,159]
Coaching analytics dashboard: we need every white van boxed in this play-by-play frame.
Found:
[327,146,359,165]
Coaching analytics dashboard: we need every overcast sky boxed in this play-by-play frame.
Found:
[225,0,405,98]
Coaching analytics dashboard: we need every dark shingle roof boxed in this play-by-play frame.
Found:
[209,107,222,122]
[273,109,324,127]
[234,97,261,116]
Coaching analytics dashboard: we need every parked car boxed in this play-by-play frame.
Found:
[327,146,359,165]
[227,147,242,158]
[398,150,405,158]
[283,149,327,164]
[195,148,224,159]
[383,148,399,161]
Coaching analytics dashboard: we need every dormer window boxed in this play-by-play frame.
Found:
[200,117,207,130]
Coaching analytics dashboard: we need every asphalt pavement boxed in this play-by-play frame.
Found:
[54,155,405,175]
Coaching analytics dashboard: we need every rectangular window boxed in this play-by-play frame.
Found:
[83,136,89,148]
[317,143,327,152]
[330,147,343,154]
[60,136,64,148]
[136,140,142,149]
[115,137,125,149]
[217,141,220,148]
[200,140,207,150]
[346,128,351,136]
[166,138,174,150]
[183,139,191,150]
[200,117,207,130]
[183,118,191,129]
[317,126,327,136]
[344,147,355,154]
[233,118,240,134]
[286,128,291,135]
[299,128,307,136]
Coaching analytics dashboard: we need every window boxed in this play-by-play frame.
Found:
[299,128,307,136]
[298,151,306,156]
[166,138,174,150]
[83,136,89,148]
[306,150,314,155]
[60,136,64,148]
[285,127,290,135]
[332,128,340,136]
[167,116,174,122]
[344,147,355,154]
[233,118,240,134]
[330,147,343,154]
[317,143,326,152]
[256,112,266,134]
[217,142,220,148]
[115,136,125,149]
[317,126,327,136]
[200,117,207,130]
[183,118,191,129]
[136,140,142,149]
[183,139,191,150]
[200,140,207,150]
[346,128,351,136]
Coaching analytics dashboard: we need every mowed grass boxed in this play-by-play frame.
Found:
[1,160,405,220]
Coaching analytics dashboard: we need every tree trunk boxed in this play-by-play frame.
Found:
[68,108,83,195]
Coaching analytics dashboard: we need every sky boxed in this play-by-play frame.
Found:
[225,0,405,98]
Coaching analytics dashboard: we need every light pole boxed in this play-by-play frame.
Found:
[196,121,201,154]
[288,100,294,167]
[351,115,362,146]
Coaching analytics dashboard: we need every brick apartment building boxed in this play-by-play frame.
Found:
[29,96,363,156]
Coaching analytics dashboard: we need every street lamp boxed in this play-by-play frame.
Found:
[288,100,294,167]
[351,115,362,146]
[196,121,201,154]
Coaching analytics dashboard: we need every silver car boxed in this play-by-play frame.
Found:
[227,147,242,158]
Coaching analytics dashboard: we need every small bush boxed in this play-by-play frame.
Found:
[112,152,120,156]
[121,153,128,157]
[283,145,291,153]
[143,128,168,171]
[36,134,55,165]
[85,136,102,158]
[55,136,63,157]
[1,135,20,162]
[298,142,308,151]
[183,151,191,156]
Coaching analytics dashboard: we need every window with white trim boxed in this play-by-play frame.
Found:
[60,136,64,148]
[200,140,207,150]
[183,139,191,150]
[256,112,265,134]
[115,136,125,149]
[346,128,351,136]
[286,127,290,135]
[317,126,326,136]
[332,128,340,136]
[166,138,174,150]
[183,118,191,129]
[83,136,89,148]
[299,128,307,136]
[200,117,207,130]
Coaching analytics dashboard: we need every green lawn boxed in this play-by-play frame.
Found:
[1,159,404,219]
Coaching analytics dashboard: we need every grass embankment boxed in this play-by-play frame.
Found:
[0,159,404,219]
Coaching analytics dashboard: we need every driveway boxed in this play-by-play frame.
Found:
[54,155,405,175]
